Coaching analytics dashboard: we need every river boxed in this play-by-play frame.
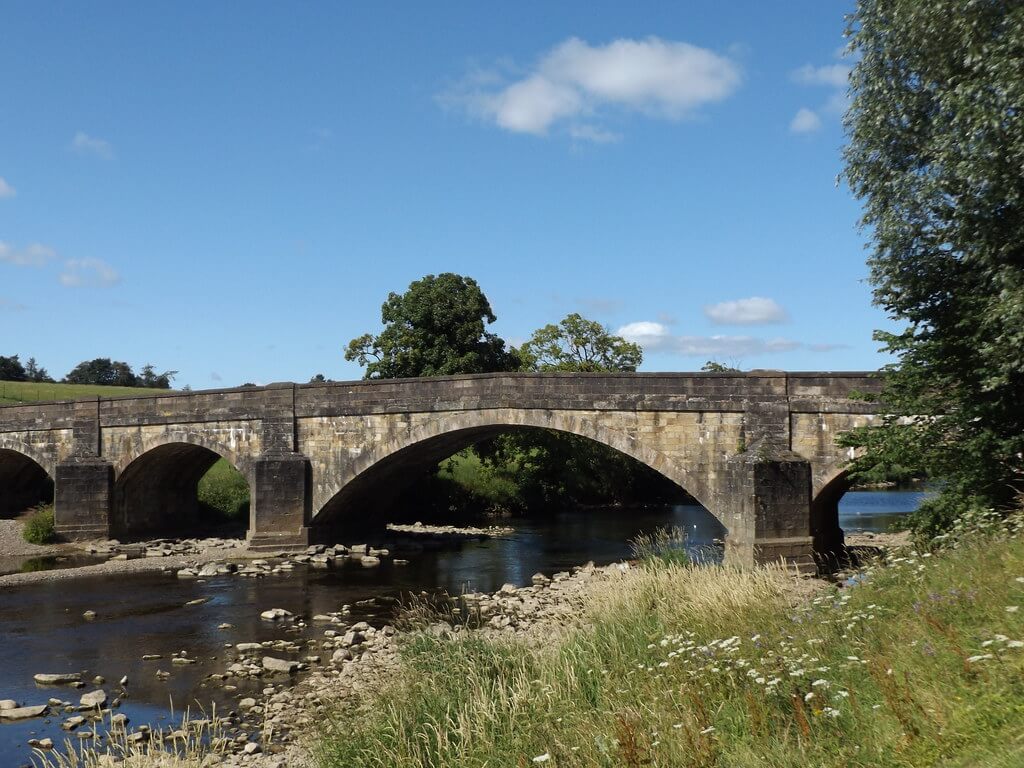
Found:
[0,489,923,763]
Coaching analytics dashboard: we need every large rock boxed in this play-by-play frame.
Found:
[0,699,16,710]
[260,608,293,621]
[0,704,47,720]
[80,689,107,709]
[33,673,82,685]
[262,657,298,675]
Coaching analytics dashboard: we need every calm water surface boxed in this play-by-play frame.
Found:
[0,490,921,762]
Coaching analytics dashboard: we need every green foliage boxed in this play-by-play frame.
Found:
[63,358,176,388]
[629,525,691,566]
[314,516,1024,768]
[22,504,56,544]
[344,273,519,379]
[197,459,250,520]
[518,313,642,373]
[701,360,740,373]
[0,354,27,381]
[840,0,1024,533]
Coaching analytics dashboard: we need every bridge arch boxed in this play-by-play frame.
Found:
[0,447,54,517]
[112,441,251,538]
[110,429,254,480]
[310,408,718,529]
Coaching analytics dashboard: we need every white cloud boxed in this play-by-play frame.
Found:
[617,320,841,358]
[70,131,113,159]
[0,241,57,267]
[0,177,15,198]
[789,108,822,134]
[791,63,851,88]
[446,36,741,139]
[59,258,120,287]
[704,297,788,325]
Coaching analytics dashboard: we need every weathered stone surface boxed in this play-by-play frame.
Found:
[33,673,82,685]
[1,373,883,566]
[262,657,299,675]
[0,704,47,720]
[79,689,107,708]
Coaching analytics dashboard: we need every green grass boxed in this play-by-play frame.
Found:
[314,518,1024,768]
[0,380,172,405]
[197,458,250,521]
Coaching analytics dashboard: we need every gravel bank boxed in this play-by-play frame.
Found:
[0,518,62,557]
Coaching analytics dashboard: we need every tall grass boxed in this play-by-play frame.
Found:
[314,518,1024,767]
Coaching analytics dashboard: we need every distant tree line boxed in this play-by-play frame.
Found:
[0,354,177,389]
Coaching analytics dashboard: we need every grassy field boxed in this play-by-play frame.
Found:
[315,514,1024,768]
[0,380,172,405]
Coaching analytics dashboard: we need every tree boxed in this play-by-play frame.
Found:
[701,361,739,373]
[840,0,1024,534]
[345,273,518,378]
[64,358,139,387]
[518,313,642,372]
[24,357,54,383]
[0,355,27,382]
[137,364,176,389]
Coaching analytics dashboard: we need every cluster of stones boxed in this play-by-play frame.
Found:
[82,537,243,560]
[175,543,402,580]
[386,521,514,539]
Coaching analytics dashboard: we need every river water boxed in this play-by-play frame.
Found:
[0,489,923,763]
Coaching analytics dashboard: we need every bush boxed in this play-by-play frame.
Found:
[22,504,56,544]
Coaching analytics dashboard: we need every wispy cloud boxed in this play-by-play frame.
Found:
[0,177,15,199]
[789,56,852,133]
[617,320,841,358]
[442,36,741,141]
[0,297,28,311]
[59,258,120,287]
[70,131,114,159]
[0,241,57,267]
[789,107,822,134]
[704,297,788,325]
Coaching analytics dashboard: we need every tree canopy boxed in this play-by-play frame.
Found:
[64,358,176,388]
[519,313,642,372]
[345,273,518,379]
[840,0,1024,533]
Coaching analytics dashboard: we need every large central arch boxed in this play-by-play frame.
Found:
[310,408,720,531]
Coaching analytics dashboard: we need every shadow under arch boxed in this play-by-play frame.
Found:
[311,421,720,538]
[113,442,250,539]
[0,448,54,517]
[811,467,853,554]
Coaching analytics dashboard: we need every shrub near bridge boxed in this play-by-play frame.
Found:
[314,514,1024,768]
[21,504,56,544]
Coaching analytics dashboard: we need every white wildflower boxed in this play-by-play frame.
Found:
[699,726,715,735]
[1006,640,1024,649]
[966,654,994,663]
[532,754,551,764]
[804,692,815,702]
[1006,606,1020,613]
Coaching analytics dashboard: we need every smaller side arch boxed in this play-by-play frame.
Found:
[112,441,250,538]
[0,447,54,517]
[109,428,254,482]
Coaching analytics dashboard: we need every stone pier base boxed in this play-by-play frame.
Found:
[54,457,113,540]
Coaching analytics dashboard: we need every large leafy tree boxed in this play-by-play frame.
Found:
[63,358,175,388]
[841,0,1024,533]
[0,355,27,382]
[518,313,641,372]
[345,273,518,378]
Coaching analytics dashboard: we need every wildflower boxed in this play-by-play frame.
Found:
[1007,606,1020,613]
[1015,576,1024,583]
[811,679,829,688]
[532,754,551,763]
[1006,640,1024,649]
[966,654,993,663]
[699,726,715,735]
[836,690,849,698]
[822,707,841,718]
[804,692,815,702]
[672,724,683,729]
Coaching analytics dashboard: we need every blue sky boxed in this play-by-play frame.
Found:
[0,2,892,388]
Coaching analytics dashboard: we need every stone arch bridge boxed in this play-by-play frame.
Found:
[0,372,881,567]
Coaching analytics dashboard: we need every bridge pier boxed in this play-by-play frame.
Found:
[248,452,311,551]
[720,445,816,571]
[54,457,113,540]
